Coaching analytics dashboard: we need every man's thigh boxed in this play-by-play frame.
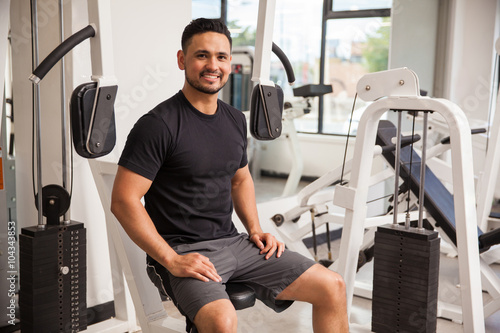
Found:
[168,272,232,321]
[228,236,316,311]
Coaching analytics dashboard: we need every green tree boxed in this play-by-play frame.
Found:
[227,20,256,47]
[362,18,390,72]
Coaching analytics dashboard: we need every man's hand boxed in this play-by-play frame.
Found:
[166,253,222,282]
[249,232,285,259]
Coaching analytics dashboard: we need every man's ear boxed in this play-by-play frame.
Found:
[177,50,185,70]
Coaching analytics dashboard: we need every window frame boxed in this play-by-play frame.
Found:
[317,0,391,133]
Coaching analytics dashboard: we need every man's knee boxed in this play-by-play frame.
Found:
[310,266,346,306]
[194,299,238,333]
[323,270,346,299]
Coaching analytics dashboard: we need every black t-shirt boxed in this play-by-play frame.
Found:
[118,91,247,247]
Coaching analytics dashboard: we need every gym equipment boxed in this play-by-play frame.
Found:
[375,119,500,324]
[249,0,294,141]
[70,80,116,158]
[372,225,440,332]
[249,42,294,141]
[222,46,254,111]
[225,47,316,196]
[20,0,118,331]
[376,121,500,253]
[371,110,440,333]
[19,222,87,332]
[20,0,87,331]
[29,24,117,159]
[90,160,184,333]
[334,68,485,332]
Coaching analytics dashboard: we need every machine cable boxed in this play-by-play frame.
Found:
[339,93,358,186]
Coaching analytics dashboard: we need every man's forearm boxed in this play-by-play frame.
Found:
[111,198,177,268]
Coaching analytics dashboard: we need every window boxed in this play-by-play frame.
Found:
[192,0,391,135]
[225,0,324,127]
[192,0,223,19]
[318,0,391,135]
[331,0,392,12]
[321,15,391,135]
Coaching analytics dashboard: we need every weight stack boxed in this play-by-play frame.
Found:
[371,224,440,333]
[19,221,87,332]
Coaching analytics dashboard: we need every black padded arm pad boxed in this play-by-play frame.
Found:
[249,84,284,140]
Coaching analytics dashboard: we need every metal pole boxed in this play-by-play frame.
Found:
[393,111,402,226]
[418,112,428,230]
[31,0,45,229]
[59,0,70,224]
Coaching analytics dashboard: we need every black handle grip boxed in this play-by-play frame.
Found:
[31,25,96,83]
[272,42,295,85]
[382,134,421,152]
[440,127,487,145]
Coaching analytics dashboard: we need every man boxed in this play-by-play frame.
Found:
[111,18,348,333]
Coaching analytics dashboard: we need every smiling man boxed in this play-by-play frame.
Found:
[111,18,348,333]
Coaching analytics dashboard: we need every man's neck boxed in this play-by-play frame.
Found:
[181,85,219,115]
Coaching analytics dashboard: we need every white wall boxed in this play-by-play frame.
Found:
[444,0,500,198]
[11,0,190,309]
[446,0,499,121]
[389,0,439,95]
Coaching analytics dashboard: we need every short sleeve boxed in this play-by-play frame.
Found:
[118,112,171,180]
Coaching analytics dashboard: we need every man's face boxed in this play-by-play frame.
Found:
[178,32,232,95]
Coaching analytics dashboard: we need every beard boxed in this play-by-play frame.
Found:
[185,70,227,95]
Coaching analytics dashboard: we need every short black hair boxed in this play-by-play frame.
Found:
[181,18,232,52]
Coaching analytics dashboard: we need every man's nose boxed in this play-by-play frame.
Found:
[206,56,218,71]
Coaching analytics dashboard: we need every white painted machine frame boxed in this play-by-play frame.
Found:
[334,68,485,332]
[89,160,184,333]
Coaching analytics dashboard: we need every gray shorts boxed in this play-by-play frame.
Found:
[146,233,315,322]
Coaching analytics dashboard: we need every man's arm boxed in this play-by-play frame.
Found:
[111,166,221,282]
[231,165,284,259]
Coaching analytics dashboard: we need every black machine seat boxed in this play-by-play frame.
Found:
[185,282,256,333]
[226,282,257,310]
[376,120,500,253]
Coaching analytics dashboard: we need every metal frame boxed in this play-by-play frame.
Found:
[334,68,485,332]
[89,160,184,333]
[251,0,276,87]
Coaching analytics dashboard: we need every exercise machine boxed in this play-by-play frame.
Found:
[17,0,128,331]
[334,68,485,332]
